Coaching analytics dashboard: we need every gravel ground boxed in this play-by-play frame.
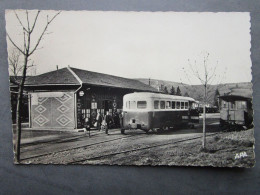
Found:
[18,113,255,167]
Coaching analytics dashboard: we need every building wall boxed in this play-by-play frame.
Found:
[76,86,134,128]
[30,91,75,129]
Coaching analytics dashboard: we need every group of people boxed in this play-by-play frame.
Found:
[83,110,123,136]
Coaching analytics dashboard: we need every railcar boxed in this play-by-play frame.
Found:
[219,95,253,129]
[121,92,199,134]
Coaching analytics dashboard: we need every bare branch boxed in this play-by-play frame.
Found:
[6,32,25,55]
[23,30,27,52]
[29,11,61,56]
[8,47,22,78]
[14,11,28,33]
[26,10,30,32]
[30,10,40,33]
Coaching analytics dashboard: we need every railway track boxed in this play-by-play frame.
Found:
[69,132,222,164]
[20,131,150,161]
[21,130,104,148]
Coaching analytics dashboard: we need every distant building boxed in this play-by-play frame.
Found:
[15,67,157,129]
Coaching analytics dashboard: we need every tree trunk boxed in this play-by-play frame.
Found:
[202,104,206,148]
[14,55,28,163]
[202,84,207,149]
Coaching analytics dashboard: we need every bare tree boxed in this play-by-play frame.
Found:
[6,10,61,163]
[182,52,226,149]
[8,47,22,81]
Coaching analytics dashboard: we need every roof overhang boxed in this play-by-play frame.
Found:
[218,95,251,101]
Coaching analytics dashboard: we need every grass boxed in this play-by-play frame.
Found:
[104,129,255,167]
[166,129,255,167]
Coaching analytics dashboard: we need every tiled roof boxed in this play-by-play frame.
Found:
[10,76,32,87]
[25,68,79,85]
[70,67,157,92]
[24,67,158,92]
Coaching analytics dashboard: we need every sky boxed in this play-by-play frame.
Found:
[5,10,252,85]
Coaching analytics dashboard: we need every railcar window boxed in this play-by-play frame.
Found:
[137,101,147,109]
[236,101,247,109]
[181,102,185,109]
[160,101,165,109]
[230,101,235,109]
[241,101,247,109]
[154,100,159,109]
[129,101,136,109]
[172,101,176,109]
[176,102,180,109]
[222,101,227,108]
[166,101,171,109]
[185,102,188,109]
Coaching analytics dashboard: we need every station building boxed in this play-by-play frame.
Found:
[22,66,157,129]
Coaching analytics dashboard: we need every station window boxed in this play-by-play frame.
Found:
[185,102,188,109]
[91,102,97,109]
[82,109,86,118]
[172,101,176,109]
[137,101,147,109]
[86,109,90,118]
[181,102,185,109]
[160,101,165,109]
[101,109,104,116]
[166,101,171,109]
[154,100,159,109]
[176,102,180,109]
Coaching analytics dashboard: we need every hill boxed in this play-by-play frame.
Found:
[136,78,252,105]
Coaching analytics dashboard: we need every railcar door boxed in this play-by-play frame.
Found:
[189,101,200,123]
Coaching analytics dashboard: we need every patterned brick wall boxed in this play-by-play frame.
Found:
[30,92,75,129]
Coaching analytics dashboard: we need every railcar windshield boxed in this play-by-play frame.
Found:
[137,101,147,109]
[126,101,136,109]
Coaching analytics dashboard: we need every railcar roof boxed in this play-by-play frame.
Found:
[124,92,196,101]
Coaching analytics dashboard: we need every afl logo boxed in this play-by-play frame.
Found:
[113,102,117,108]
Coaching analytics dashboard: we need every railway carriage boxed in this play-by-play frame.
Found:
[219,94,253,129]
[121,92,199,134]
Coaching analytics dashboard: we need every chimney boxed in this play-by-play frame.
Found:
[56,65,59,70]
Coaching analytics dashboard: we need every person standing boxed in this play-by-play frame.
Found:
[96,111,102,131]
[84,117,91,137]
[104,111,111,135]
[119,111,124,128]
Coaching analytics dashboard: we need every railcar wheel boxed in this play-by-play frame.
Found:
[162,125,169,131]
[144,129,149,134]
